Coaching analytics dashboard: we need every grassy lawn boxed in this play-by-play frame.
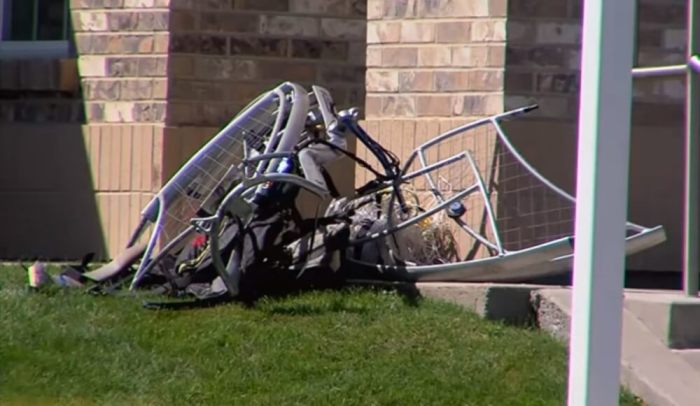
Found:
[0,266,641,405]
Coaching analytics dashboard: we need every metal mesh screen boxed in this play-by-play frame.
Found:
[155,96,281,253]
[403,119,576,255]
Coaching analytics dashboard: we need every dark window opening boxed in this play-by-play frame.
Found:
[2,0,69,41]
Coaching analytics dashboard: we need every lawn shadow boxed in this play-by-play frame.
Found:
[258,294,371,316]
[345,279,422,307]
[249,280,421,316]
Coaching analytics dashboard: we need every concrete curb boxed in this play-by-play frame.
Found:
[414,282,539,325]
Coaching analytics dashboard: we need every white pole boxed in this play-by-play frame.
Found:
[567,0,635,405]
[683,0,700,297]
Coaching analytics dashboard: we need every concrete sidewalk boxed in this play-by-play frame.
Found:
[414,282,700,406]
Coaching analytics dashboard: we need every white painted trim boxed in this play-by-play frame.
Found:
[0,40,70,58]
[567,0,636,405]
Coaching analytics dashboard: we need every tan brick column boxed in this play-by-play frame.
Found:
[162,0,367,196]
[72,0,170,256]
[72,0,367,257]
[363,0,505,173]
[363,0,506,256]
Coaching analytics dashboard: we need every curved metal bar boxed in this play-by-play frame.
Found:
[490,117,647,232]
[243,152,295,166]
[451,217,501,253]
[256,87,288,175]
[417,117,493,151]
[156,90,278,208]
[130,224,197,285]
[126,216,150,248]
[401,153,467,182]
[208,172,329,295]
[490,117,576,204]
[218,173,328,217]
[130,195,166,290]
[516,226,667,279]
[346,236,573,282]
[266,83,309,173]
[413,106,538,153]
[632,64,687,78]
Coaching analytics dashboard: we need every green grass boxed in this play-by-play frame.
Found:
[0,266,642,406]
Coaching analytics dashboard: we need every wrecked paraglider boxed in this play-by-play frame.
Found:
[39,82,666,306]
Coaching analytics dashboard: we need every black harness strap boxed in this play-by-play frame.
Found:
[297,138,392,181]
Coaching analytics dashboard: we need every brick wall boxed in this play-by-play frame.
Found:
[71,0,172,256]
[362,0,507,256]
[500,0,688,271]
[164,0,367,184]
[364,0,688,270]
[504,0,687,124]
[168,0,366,126]
[1,0,368,259]
[0,59,83,122]
[365,0,505,124]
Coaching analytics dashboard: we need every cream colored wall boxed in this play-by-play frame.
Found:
[0,124,106,259]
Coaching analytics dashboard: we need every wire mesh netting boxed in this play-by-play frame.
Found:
[402,119,576,256]
[153,93,283,254]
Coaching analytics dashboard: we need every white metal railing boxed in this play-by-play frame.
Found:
[631,1,699,297]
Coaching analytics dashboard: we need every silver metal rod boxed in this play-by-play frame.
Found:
[413,105,541,172]
[130,195,166,290]
[631,64,687,77]
[417,148,444,202]
[350,184,478,246]
[409,151,502,252]
[452,217,501,253]
[133,224,196,281]
[256,88,287,175]
[684,0,700,297]
[463,150,505,254]
[244,151,294,165]
[401,153,468,182]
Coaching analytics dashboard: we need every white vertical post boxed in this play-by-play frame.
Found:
[567,0,635,405]
[683,0,700,297]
